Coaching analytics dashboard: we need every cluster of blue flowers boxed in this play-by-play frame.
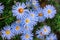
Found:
[36,25,57,40]
[0,0,57,40]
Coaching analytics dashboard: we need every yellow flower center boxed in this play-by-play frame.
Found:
[18,8,24,13]
[5,30,10,35]
[31,14,34,17]
[16,20,21,23]
[25,19,30,23]
[15,26,20,30]
[44,28,47,32]
[25,34,30,39]
[38,13,43,16]
[48,9,51,14]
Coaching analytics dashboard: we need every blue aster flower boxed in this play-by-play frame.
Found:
[22,13,37,27]
[36,8,46,22]
[26,2,31,8]
[41,25,51,35]
[22,24,34,34]
[31,0,40,10]
[46,33,57,40]
[21,32,33,40]
[36,29,44,39]
[11,23,23,35]
[15,18,24,26]
[1,26,15,39]
[0,3,4,14]
[12,2,29,19]
[29,10,38,23]
[43,5,56,19]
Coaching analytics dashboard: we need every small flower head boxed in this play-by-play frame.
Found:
[11,23,23,35]
[12,2,29,19]
[43,5,56,19]
[37,8,46,22]
[31,0,38,5]
[15,18,24,26]
[22,24,34,34]
[41,25,51,35]
[23,13,37,26]
[31,0,40,10]
[26,2,31,8]
[21,32,33,40]
[0,3,4,14]
[36,29,44,39]
[46,33,57,40]
[29,10,38,22]
[1,26,14,39]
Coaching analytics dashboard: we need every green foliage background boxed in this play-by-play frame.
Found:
[0,0,60,40]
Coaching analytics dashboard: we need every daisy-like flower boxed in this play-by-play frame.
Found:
[26,2,31,8]
[1,26,15,39]
[36,29,44,39]
[23,13,37,27]
[22,24,34,34]
[41,25,51,35]
[31,0,40,10]
[15,18,24,26]
[12,2,29,19]
[11,23,23,35]
[46,33,57,40]
[0,3,4,14]
[37,8,46,22]
[43,5,56,19]
[29,10,38,23]
[21,32,33,40]
[24,16,36,26]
